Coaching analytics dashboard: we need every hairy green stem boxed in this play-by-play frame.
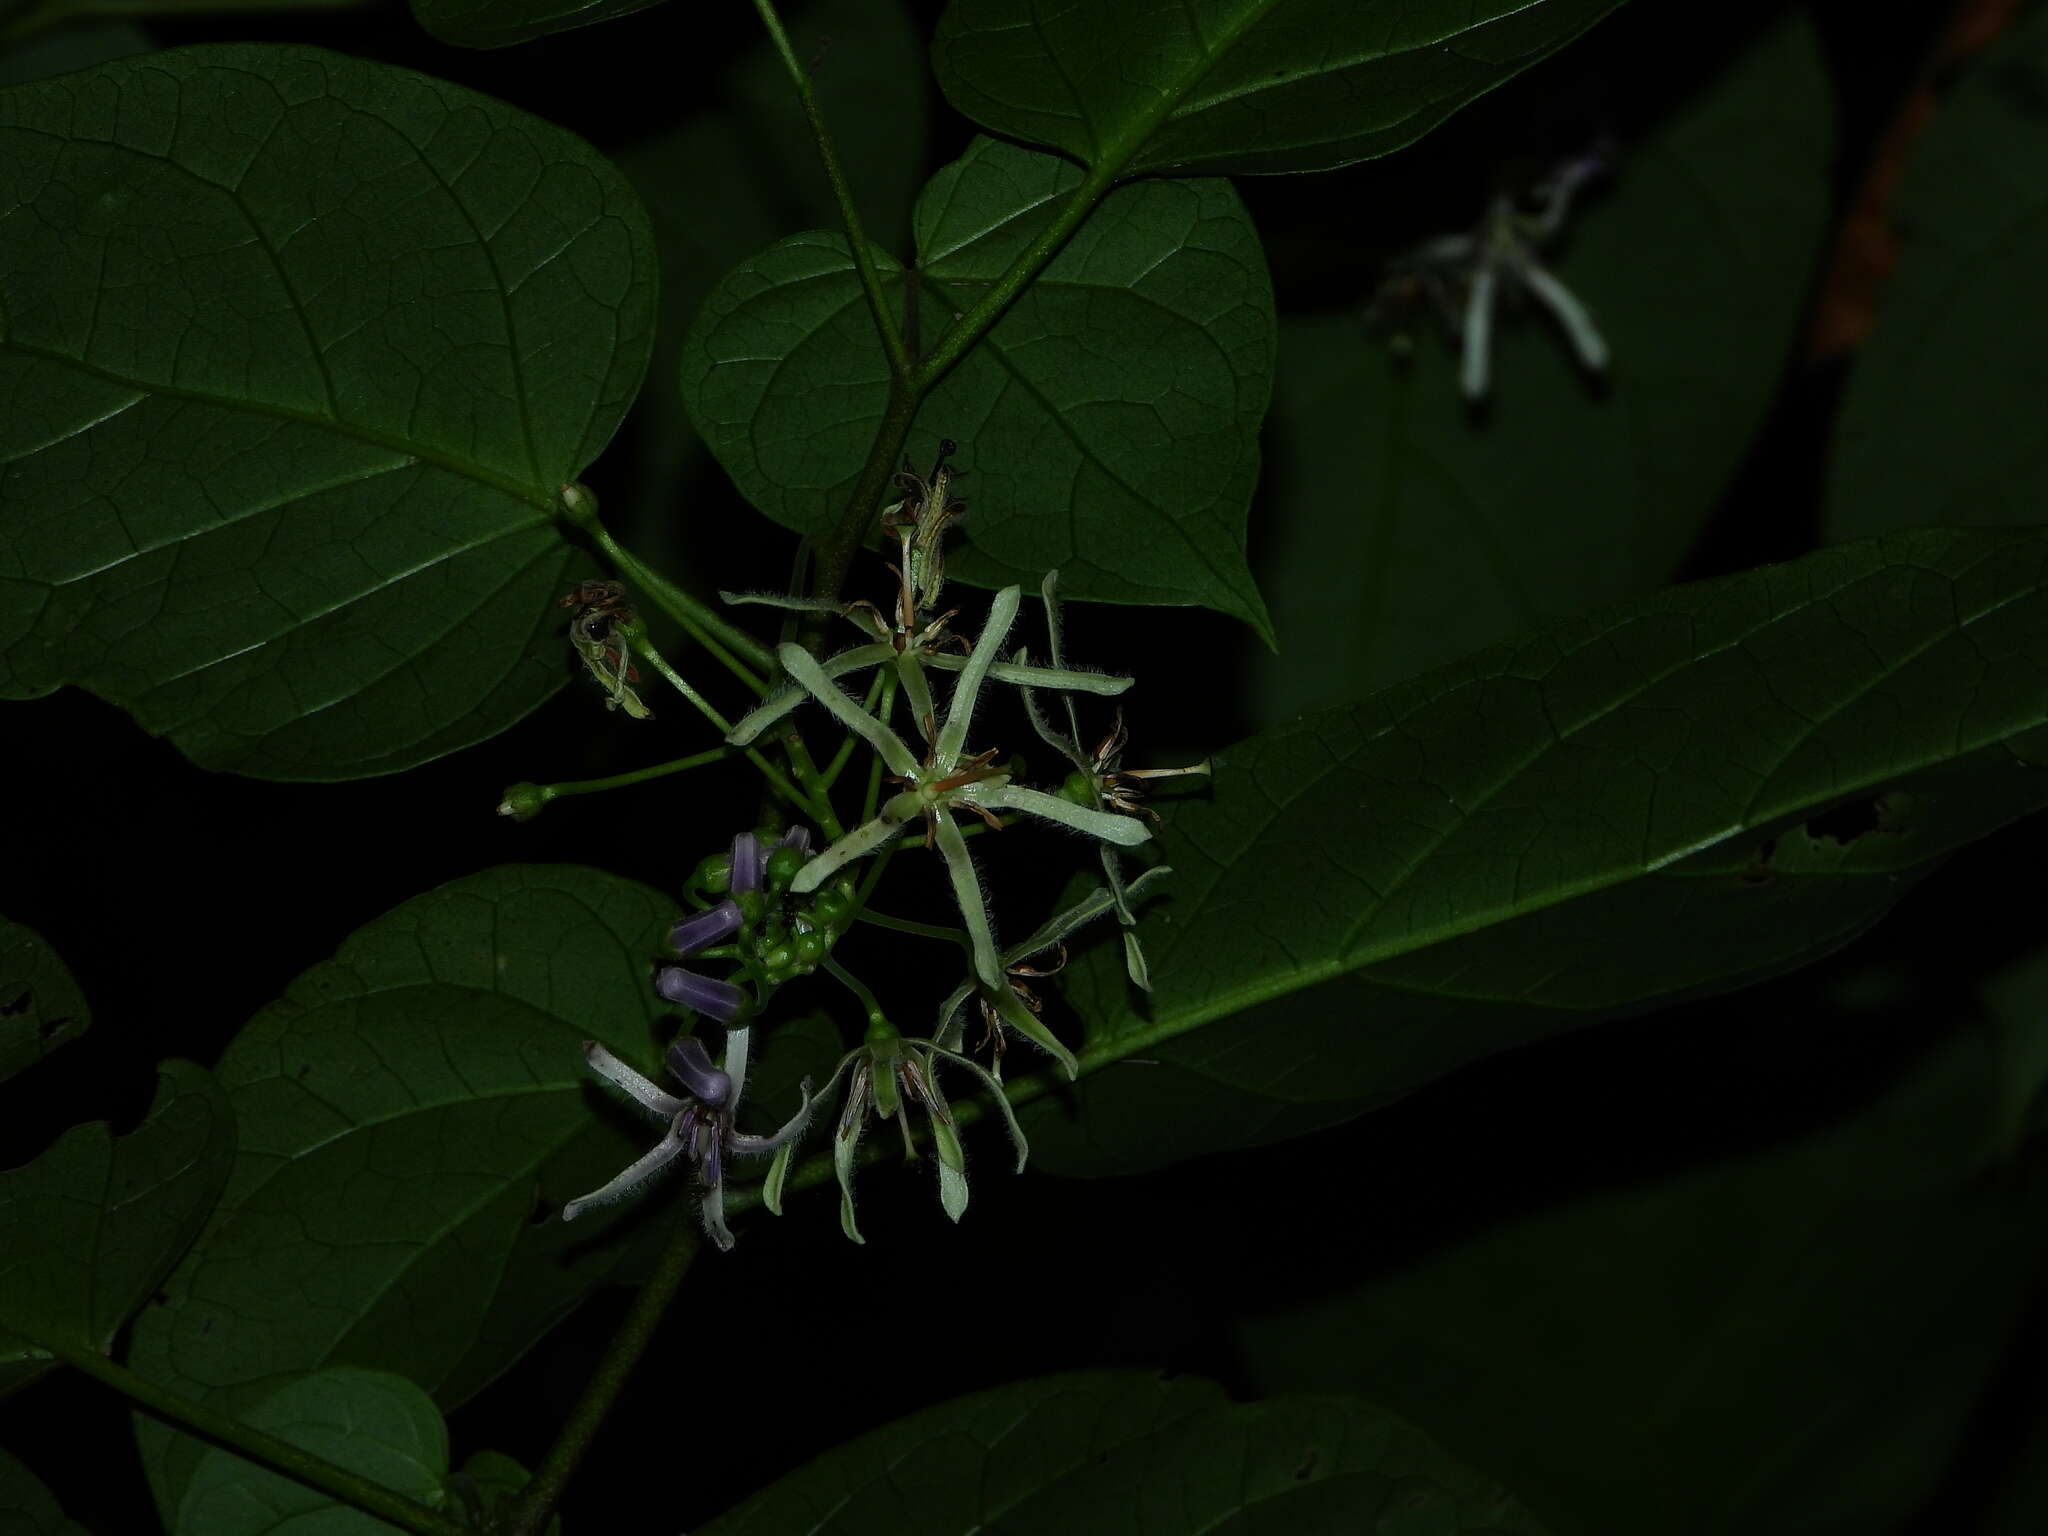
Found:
[750,0,911,384]
[506,1218,701,1536]
[856,907,969,947]
[823,955,889,1028]
[812,381,921,608]
[783,730,847,840]
[626,628,817,818]
[519,747,735,810]
[25,1328,466,1536]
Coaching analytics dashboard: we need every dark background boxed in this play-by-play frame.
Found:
[7,1,2047,1531]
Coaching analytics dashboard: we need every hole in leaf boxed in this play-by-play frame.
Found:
[1805,790,1912,846]
[1292,1447,1321,1482]
[0,984,28,1017]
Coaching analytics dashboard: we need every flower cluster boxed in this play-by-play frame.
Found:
[560,448,1208,1249]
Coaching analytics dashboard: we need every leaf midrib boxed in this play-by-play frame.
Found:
[4,341,553,512]
[1094,548,2048,1066]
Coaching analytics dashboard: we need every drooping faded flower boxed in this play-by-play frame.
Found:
[1017,572,1205,992]
[562,1030,812,1252]
[1374,145,1612,400]
[762,1026,1028,1244]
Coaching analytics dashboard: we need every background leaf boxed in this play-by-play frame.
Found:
[1234,1010,2048,1536]
[1825,6,2048,543]
[0,1060,232,1397]
[410,0,659,50]
[0,1448,86,1536]
[0,915,88,1086]
[127,864,686,1525]
[175,1367,447,1536]
[702,1370,1548,1534]
[0,44,656,778]
[683,137,1275,632]
[1252,9,1834,714]
[1026,525,2048,1174]
[932,0,1630,176]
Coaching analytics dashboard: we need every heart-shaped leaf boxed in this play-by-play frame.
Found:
[702,1371,1548,1534]
[1026,525,2048,1174]
[933,0,1630,176]
[684,137,1274,634]
[127,864,684,1525]
[0,1060,232,1397]
[0,45,656,778]
[0,916,88,1086]
[175,1367,447,1536]
[1252,9,1834,713]
[1824,6,2048,542]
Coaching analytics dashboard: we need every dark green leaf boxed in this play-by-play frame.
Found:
[0,45,656,778]
[613,0,927,542]
[1825,7,2048,543]
[0,1060,232,1397]
[684,137,1275,633]
[175,1367,446,1536]
[702,1370,1548,1534]
[0,915,88,1085]
[0,1449,87,1535]
[128,864,685,1524]
[1029,526,2048,1174]
[932,0,1629,177]
[1235,1021,2047,1536]
[1253,11,1833,714]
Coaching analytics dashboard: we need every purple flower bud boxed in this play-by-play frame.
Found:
[730,831,765,894]
[670,899,742,957]
[656,966,745,1023]
[665,1036,735,1106]
[777,826,813,858]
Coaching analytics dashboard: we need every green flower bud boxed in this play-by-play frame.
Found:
[689,852,733,897]
[766,845,806,891]
[1059,770,1095,807]
[496,782,551,822]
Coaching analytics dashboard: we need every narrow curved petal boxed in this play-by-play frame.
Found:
[929,1043,1030,1175]
[561,1125,689,1222]
[670,900,742,957]
[790,813,906,895]
[834,1073,871,1245]
[981,785,1151,847]
[1522,262,1610,372]
[779,643,920,777]
[699,1182,737,1253]
[726,644,893,746]
[1039,569,1083,743]
[1461,260,1497,401]
[583,1041,683,1121]
[986,981,1078,1079]
[935,585,1021,768]
[895,650,937,736]
[720,1023,755,1111]
[730,1076,816,1156]
[656,966,746,1022]
[934,809,1003,990]
[665,1036,733,1107]
[926,651,1133,696]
